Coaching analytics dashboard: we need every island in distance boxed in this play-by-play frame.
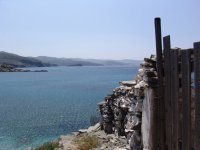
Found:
[0,51,141,72]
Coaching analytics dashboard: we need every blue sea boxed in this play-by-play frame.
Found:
[0,66,138,150]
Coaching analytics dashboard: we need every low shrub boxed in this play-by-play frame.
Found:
[35,141,59,150]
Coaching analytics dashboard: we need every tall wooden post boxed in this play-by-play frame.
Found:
[171,49,179,150]
[194,42,200,150]
[154,17,165,149]
[181,49,191,150]
[163,35,172,150]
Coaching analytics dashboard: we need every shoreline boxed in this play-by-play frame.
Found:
[34,123,129,150]
[0,64,48,72]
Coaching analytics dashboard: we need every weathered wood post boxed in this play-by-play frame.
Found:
[154,17,165,149]
[163,35,172,150]
[170,49,179,150]
[181,49,191,150]
[194,42,200,150]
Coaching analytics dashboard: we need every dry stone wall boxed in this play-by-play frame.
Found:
[98,55,158,150]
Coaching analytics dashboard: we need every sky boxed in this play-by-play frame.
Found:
[0,0,200,60]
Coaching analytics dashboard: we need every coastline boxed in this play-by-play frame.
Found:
[0,54,158,150]
[0,64,48,72]
[34,55,156,150]
[34,123,129,150]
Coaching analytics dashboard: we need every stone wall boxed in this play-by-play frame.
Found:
[98,55,158,150]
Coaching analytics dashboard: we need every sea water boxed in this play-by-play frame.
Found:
[0,66,138,150]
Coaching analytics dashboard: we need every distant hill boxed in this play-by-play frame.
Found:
[116,59,142,66]
[35,57,141,67]
[0,51,52,67]
[35,56,103,66]
[0,51,142,67]
[73,58,142,66]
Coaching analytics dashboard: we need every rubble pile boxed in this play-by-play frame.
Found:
[98,55,158,149]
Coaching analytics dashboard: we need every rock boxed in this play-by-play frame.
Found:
[144,58,156,67]
[78,129,88,133]
[113,148,127,150]
[78,123,101,134]
[103,122,113,134]
[140,61,153,68]
[87,123,101,133]
[129,131,142,150]
[99,145,107,149]
[134,81,147,89]
[119,80,137,87]
[124,115,141,130]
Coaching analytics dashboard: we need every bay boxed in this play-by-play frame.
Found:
[0,66,138,150]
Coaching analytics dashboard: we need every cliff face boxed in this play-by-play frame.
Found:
[98,55,158,149]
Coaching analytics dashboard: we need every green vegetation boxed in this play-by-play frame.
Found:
[74,135,100,150]
[35,141,59,150]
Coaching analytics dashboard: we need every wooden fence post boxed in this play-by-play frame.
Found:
[170,49,179,150]
[163,35,172,150]
[181,49,191,150]
[154,17,165,150]
[194,42,200,150]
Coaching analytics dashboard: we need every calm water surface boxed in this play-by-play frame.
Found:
[0,66,138,150]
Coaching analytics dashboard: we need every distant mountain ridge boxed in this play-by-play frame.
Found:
[70,58,141,66]
[0,51,142,67]
[0,51,52,67]
[35,56,103,66]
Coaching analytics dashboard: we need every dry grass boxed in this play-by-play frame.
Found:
[73,134,100,150]
[35,141,59,150]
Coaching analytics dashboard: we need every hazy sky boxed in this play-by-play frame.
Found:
[0,0,200,60]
